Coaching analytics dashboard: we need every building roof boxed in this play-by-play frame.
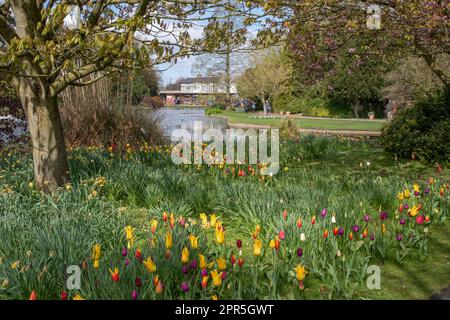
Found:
[180,76,220,84]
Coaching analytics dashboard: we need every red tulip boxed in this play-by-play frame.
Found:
[60,291,68,300]
[29,290,37,300]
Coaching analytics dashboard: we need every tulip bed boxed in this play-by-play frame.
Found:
[0,136,449,300]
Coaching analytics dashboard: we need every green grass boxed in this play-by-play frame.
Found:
[221,111,386,131]
[0,137,448,300]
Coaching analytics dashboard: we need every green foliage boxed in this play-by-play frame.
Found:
[205,107,224,116]
[381,89,450,162]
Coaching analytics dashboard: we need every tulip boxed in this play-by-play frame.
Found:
[190,259,197,270]
[282,210,288,220]
[121,247,128,257]
[201,276,208,288]
[364,214,370,222]
[230,254,236,266]
[135,277,142,288]
[151,219,158,234]
[215,227,225,244]
[92,244,101,262]
[201,268,208,277]
[221,271,227,280]
[29,290,37,300]
[381,223,386,234]
[238,257,244,267]
[181,282,190,293]
[73,294,85,300]
[362,229,368,239]
[311,215,316,225]
[217,257,227,271]
[320,208,327,218]
[135,248,142,261]
[409,205,419,217]
[370,233,375,241]
[153,275,159,286]
[338,227,344,236]
[210,214,217,228]
[109,267,120,282]
[416,215,424,225]
[349,232,354,241]
[131,290,138,300]
[182,265,189,274]
[396,233,403,241]
[404,189,410,198]
[125,226,135,249]
[236,239,242,249]
[294,265,307,289]
[170,213,175,229]
[189,234,199,249]
[296,218,303,229]
[162,211,168,222]
[211,270,223,287]
[425,215,431,223]
[379,211,388,220]
[400,218,406,225]
[323,229,329,239]
[212,295,218,300]
[253,239,262,256]
[125,258,130,266]
[200,213,208,227]
[331,215,336,224]
[143,257,156,273]
[181,247,190,264]
[300,233,306,241]
[279,230,285,240]
[165,231,173,250]
[58,291,68,301]
[297,247,303,257]
[156,280,164,294]
[199,254,207,269]
[333,227,339,236]
[403,203,409,210]
[353,225,359,233]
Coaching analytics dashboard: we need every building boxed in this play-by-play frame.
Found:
[160,76,238,106]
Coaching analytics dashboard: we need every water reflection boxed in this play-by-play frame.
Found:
[155,107,229,140]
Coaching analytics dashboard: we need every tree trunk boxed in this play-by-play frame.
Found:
[17,78,70,193]
[225,44,231,104]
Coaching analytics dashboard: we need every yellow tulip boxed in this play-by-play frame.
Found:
[211,270,222,287]
[199,254,207,269]
[413,184,420,193]
[269,239,275,249]
[200,213,208,227]
[73,294,85,300]
[215,227,225,245]
[404,189,410,198]
[125,226,135,249]
[210,214,217,227]
[217,257,226,271]
[253,239,262,256]
[189,234,199,249]
[165,231,172,250]
[143,257,157,273]
[151,219,158,234]
[211,294,218,300]
[294,264,307,282]
[397,192,405,201]
[409,205,419,217]
[181,247,189,263]
[92,244,101,261]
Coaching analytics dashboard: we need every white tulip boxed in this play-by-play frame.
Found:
[300,233,306,241]
[331,216,336,224]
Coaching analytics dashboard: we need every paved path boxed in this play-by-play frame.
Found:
[430,286,450,300]
[228,122,381,137]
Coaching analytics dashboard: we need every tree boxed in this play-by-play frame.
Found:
[237,48,291,113]
[0,0,259,193]
[254,0,449,89]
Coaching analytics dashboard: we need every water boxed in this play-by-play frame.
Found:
[154,107,229,140]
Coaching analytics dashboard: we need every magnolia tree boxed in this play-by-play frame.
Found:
[0,0,260,193]
[253,0,449,88]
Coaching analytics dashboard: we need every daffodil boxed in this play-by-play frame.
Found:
[189,234,198,249]
[181,247,190,263]
[143,257,157,273]
[253,239,262,256]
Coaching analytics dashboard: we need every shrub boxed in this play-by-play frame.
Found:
[205,107,223,116]
[211,103,227,110]
[380,88,450,162]
[143,96,164,109]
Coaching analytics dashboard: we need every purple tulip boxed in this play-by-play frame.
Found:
[182,265,189,274]
[131,290,138,300]
[181,282,190,293]
[297,247,303,257]
[201,268,208,277]
[122,248,128,257]
[364,215,370,223]
[403,204,409,210]
[379,211,388,221]
[414,191,419,197]
[424,188,430,195]
[221,271,227,280]
[370,233,375,241]
[353,225,360,233]
[190,259,197,270]
[400,218,406,225]
[338,227,344,236]
[321,208,327,218]
[125,258,130,266]
[396,233,403,241]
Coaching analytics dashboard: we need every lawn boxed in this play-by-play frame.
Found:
[221,111,386,132]
[0,136,448,300]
